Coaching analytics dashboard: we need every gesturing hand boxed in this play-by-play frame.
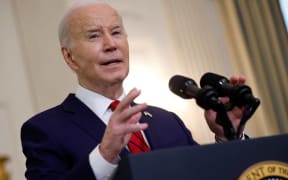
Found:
[99,88,148,162]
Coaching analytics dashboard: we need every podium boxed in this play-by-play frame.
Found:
[114,134,288,180]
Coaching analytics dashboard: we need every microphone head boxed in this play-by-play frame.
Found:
[169,75,198,99]
[200,72,229,88]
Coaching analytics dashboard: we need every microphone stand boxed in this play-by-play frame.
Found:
[215,104,237,140]
[235,97,260,138]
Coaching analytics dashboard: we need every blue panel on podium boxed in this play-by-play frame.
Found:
[114,134,288,180]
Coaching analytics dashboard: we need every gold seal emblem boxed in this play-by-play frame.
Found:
[239,161,288,180]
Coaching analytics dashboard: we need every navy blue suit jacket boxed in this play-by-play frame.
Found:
[21,94,198,180]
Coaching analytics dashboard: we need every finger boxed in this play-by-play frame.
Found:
[128,112,142,124]
[125,122,149,134]
[116,103,147,123]
[230,75,246,85]
[230,75,239,84]
[116,88,141,111]
[219,96,230,103]
[238,75,246,84]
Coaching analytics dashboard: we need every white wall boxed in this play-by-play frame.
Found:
[0,1,35,179]
[11,0,77,112]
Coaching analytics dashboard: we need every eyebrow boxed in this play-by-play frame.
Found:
[111,25,121,30]
[87,28,101,33]
[87,24,122,32]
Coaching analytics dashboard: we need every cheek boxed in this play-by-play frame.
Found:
[75,41,102,56]
[76,47,102,64]
[122,41,129,58]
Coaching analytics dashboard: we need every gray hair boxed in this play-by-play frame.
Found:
[58,0,107,48]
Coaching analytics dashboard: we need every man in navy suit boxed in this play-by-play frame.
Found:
[21,0,247,179]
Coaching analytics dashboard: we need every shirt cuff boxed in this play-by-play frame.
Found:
[89,145,118,180]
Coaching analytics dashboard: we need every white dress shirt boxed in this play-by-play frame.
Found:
[75,85,125,180]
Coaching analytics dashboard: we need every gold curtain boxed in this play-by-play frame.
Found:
[217,0,288,136]
[163,0,240,143]
[0,156,9,180]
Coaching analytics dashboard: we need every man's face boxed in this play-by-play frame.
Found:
[64,4,129,89]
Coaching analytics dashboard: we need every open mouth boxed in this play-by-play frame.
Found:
[100,59,122,66]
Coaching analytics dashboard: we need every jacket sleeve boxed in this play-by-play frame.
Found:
[21,121,96,180]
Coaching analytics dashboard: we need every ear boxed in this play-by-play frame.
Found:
[61,46,79,72]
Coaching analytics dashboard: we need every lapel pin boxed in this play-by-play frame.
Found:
[143,111,153,118]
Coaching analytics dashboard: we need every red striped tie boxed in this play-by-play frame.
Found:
[109,100,150,153]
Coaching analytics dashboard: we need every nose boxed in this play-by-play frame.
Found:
[103,33,117,52]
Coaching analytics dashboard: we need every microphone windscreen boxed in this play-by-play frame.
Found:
[200,72,228,88]
[169,75,197,99]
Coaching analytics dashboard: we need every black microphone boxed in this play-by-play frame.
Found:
[169,75,222,110]
[200,72,261,139]
[200,72,260,107]
[200,72,235,97]
[169,74,244,140]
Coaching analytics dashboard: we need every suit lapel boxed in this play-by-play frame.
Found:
[139,108,160,151]
[129,102,162,150]
[61,94,106,142]
[62,94,131,158]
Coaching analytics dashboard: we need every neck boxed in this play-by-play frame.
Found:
[79,82,123,100]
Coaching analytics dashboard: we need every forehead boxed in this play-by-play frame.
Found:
[68,4,123,33]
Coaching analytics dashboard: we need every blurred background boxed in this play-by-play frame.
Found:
[0,0,287,179]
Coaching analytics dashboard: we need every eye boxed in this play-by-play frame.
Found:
[112,30,121,36]
[88,34,100,39]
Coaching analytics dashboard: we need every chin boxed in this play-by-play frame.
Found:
[109,74,126,84]
[116,69,128,80]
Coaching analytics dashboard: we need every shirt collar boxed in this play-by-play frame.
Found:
[75,85,125,118]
